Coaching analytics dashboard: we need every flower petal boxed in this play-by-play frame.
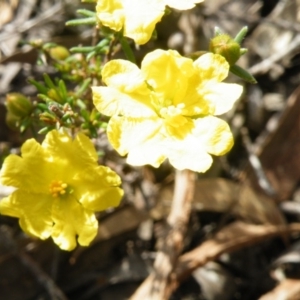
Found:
[194,116,234,155]
[42,130,101,184]
[0,190,53,240]
[51,196,98,251]
[180,73,211,116]
[108,116,167,167]
[96,0,124,32]
[121,0,165,44]
[202,82,243,115]
[142,49,194,105]
[165,0,203,10]
[168,139,213,172]
[92,60,156,117]
[194,53,229,82]
[76,166,124,211]
[167,116,234,172]
[0,139,51,193]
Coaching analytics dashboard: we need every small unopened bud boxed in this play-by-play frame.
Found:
[47,89,63,103]
[48,46,70,61]
[39,112,57,124]
[6,93,33,118]
[5,112,21,130]
[209,34,241,66]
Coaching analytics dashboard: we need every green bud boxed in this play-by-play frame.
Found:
[48,46,70,61]
[5,112,21,130]
[39,112,57,124]
[6,93,33,118]
[209,34,241,66]
[47,89,63,103]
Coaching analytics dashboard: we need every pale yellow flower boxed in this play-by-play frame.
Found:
[0,130,123,251]
[92,50,243,172]
[96,0,203,44]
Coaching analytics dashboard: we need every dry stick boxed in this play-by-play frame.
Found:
[18,250,68,300]
[0,226,67,299]
[249,34,300,76]
[175,222,300,283]
[130,169,196,300]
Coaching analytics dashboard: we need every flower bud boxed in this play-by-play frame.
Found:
[48,46,70,61]
[39,112,57,124]
[5,112,21,130]
[47,89,63,103]
[6,93,33,118]
[209,34,241,66]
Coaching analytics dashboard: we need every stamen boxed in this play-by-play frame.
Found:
[49,180,68,198]
[159,103,185,118]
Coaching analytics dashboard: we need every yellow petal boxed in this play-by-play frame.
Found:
[167,115,233,172]
[0,190,53,240]
[163,118,213,172]
[142,49,194,105]
[193,116,234,155]
[167,139,213,172]
[121,0,165,44]
[194,53,229,82]
[0,139,51,193]
[202,82,243,115]
[165,0,203,10]
[96,0,124,32]
[102,59,147,93]
[164,115,194,139]
[43,130,98,163]
[93,86,155,118]
[75,166,124,211]
[180,73,211,116]
[51,196,98,251]
[107,116,167,167]
[42,130,100,183]
[92,60,156,117]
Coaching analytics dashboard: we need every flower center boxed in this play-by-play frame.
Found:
[159,103,185,118]
[159,103,194,139]
[49,180,68,198]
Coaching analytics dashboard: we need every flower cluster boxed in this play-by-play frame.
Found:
[96,0,203,44]
[0,130,123,251]
[92,50,242,172]
[1,0,245,251]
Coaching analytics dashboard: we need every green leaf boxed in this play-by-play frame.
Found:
[38,94,56,103]
[76,78,92,98]
[86,50,97,61]
[66,17,97,26]
[38,126,54,135]
[43,74,56,89]
[70,46,95,53]
[28,79,48,94]
[230,65,257,84]
[76,9,96,17]
[58,80,68,100]
[118,35,136,63]
[234,26,248,44]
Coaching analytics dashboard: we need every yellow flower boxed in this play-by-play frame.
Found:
[0,130,123,251]
[92,50,243,172]
[96,0,203,45]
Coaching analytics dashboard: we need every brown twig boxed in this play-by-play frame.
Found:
[18,250,68,300]
[249,34,300,76]
[130,169,196,300]
[175,222,300,283]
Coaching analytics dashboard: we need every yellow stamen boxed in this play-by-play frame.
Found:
[49,180,68,198]
[160,103,185,118]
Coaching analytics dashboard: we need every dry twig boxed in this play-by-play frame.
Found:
[130,169,196,300]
